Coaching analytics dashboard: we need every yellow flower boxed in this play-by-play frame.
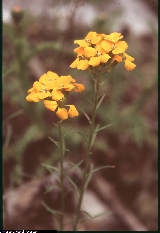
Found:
[70,58,80,68]
[39,71,59,90]
[67,105,79,118]
[26,71,84,120]
[56,108,68,120]
[84,47,97,58]
[74,31,101,47]
[101,40,113,53]
[44,100,79,120]
[50,75,83,100]
[112,41,128,54]
[124,59,136,71]
[77,59,89,70]
[44,100,68,120]
[70,31,136,71]
[74,47,85,56]
[88,54,110,67]
[73,83,85,92]
[112,53,136,71]
[44,100,58,111]
[104,32,123,43]
[26,81,51,102]
[112,54,123,62]
[123,53,136,71]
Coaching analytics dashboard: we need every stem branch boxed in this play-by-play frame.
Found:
[73,69,102,230]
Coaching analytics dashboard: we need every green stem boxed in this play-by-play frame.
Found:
[58,120,65,231]
[73,69,102,231]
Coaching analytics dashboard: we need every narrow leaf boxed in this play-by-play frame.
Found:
[91,124,100,147]
[80,211,112,223]
[80,210,92,218]
[65,160,83,177]
[93,165,115,173]
[66,175,78,191]
[84,163,94,189]
[43,167,61,184]
[96,93,106,110]
[82,94,93,105]
[63,125,74,138]
[48,136,59,148]
[41,201,67,217]
[78,106,91,124]
[4,109,24,123]
[77,132,88,144]
[41,163,59,171]
[45,185,60,194]
[95,123,112,133]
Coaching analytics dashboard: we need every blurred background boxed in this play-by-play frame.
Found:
[3,0,158,230]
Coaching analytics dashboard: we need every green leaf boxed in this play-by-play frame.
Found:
[41,163,59,171]
[66,175,80,198]
[93,165,115,173]
[3,110,24,123]
[78,106,91,124]
[44,167,60,184]
[63,125,75,138]
[82,94,93,105]
[41,201,67,217]
[80,211,112,223]
[80,210,92,218]
[95,123,112,133]
[84,163,94,189]
[45,185,60,194]
[77,132,88,144]
[90,124,100,147]
[96,93,106,110]
[65,160,83,177]
[66,175,78,191]
[48,136,59,148]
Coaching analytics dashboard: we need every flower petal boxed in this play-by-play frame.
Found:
[112,54,122,62]
[73,83,85,92]
[100,54,111,63]
[88,57,100,67]
[33,81,45,92]
[70,58,79,68]
[52,89,64,101]
[84,47,97,58]
[112,41,128,54]
[85,31,97,39]
[74,47,84,56]
[26,92,40,102]
[67,105,79,118]
[77,59,89,70]
[124,53,135,61]
[74,40,88,47]
[124,59,136,71]
[101,40,113,52]
[91,36,101,44]
[38,91,51,100]
[44,100,58,111]
[56,108,68,120]
[104,32,123,42]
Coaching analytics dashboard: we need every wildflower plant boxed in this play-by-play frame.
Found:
[26,31,136,230]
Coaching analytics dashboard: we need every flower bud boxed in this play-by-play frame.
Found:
[11,6,24,25]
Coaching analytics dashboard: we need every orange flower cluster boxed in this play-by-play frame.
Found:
[26,71,84,120]
[70,31,136,71]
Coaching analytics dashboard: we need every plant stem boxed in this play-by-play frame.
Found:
[73,69,102,231]
[58,120,65,231]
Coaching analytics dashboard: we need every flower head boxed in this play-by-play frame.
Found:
[26,71,85,120]
[70,31,136,71]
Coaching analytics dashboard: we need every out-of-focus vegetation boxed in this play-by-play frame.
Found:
[3,0,157,230]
